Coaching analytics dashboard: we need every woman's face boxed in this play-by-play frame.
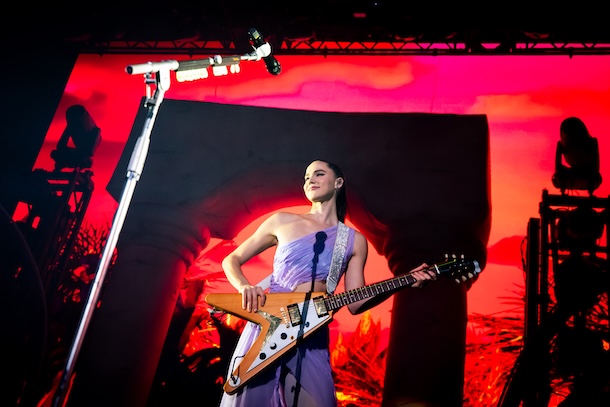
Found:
[303,160,341,203]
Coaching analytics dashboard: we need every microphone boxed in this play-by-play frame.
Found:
[312,231,327,265]
[248,28,281,76]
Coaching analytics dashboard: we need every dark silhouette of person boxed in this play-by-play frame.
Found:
[50,105,101,172]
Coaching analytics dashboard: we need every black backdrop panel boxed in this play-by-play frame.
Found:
[76,99,491,406]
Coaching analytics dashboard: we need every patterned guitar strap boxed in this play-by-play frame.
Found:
[326,221,349,295]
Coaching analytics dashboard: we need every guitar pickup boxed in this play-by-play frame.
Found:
[287,296,329,327]
[287,303,301,326]
[313,296,328,317]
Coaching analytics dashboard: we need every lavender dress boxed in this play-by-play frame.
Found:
[219,224,355,407]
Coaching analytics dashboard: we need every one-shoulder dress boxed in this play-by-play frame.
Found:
[219,224,356,407]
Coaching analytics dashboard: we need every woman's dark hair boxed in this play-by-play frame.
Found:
[316,159,347,222]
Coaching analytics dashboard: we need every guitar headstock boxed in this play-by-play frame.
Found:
[435,253,481,283]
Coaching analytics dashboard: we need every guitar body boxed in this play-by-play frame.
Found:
[206,254,480,394]
[205,292,334,394]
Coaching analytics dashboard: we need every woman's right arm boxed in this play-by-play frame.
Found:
[221,213,280,312]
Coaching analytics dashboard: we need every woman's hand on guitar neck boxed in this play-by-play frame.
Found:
[409,263,438,288]
[238,285,267,312]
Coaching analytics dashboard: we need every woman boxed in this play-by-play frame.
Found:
[219,159,435,407]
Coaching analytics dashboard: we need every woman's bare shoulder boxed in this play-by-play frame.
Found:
[257,211,303,231]
[267,211,303,223]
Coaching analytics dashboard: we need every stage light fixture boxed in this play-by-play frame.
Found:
[552,117,602,195]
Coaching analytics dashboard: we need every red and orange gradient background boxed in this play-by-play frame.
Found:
[33,53,610,337]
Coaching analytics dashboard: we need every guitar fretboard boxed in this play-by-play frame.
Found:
[323,273,419,312]
[320,257,479,312]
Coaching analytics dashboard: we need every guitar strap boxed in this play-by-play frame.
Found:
[255,222,350,293]
[326,221,349,294]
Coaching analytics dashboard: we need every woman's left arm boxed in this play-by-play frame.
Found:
[343,231,368,315]
[343,232,437,315]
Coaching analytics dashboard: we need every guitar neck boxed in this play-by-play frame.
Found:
[324,269,423,312]
[322,255,480,312]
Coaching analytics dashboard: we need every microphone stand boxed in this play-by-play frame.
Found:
[51,64,171,407]
[52,35,276,407]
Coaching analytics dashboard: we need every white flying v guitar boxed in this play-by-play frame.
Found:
[205,254,481,394]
